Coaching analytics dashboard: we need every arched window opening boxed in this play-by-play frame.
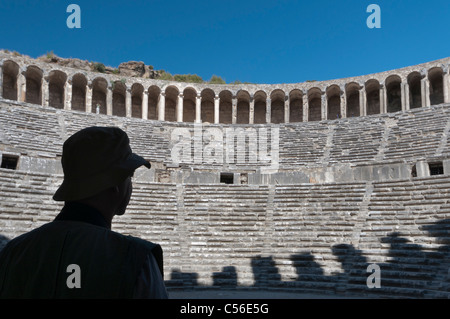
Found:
[2,60,19,100]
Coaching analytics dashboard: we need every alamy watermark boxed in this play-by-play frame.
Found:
[366,4,381,29]
[170,124,280,173]
[367,264,381,288]
[66,264,81,289]
[66,4,81,29]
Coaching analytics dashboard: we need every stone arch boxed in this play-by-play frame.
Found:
[165,86,179,122]
[183,87,196,123]
[307,87,322,122]
[48,70,67,109]
[270,89,285,124]
[91,77,108,114]
[219,90,232,124]
[407,71,422,109]
[201,88,215,123]
[112,80,126,117]
[236,90,250,124]
[254,90,267,124]
[345,82,360,117]
[147,85,160,120]
[71,73,87,112]
[428,67,444,105]
[326,85,341,119]
[289,89,303,123]
[365,79,380,115]
[25,65,43,105]
[2,60,19,100]
[385,74,402,113]
[131,83,143,119]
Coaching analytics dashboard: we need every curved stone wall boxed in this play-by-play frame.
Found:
[1,51,450,125]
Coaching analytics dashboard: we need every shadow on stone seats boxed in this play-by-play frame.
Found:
[166,269,199,289]
[163,219,449,296]
[251,255,282,287]
[290,252,324,280]
[212,266,237,287]
[331,244,369,287]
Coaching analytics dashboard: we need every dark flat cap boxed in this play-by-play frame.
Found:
[53,126,150,201]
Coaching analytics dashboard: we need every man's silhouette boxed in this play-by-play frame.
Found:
[0,126,168,298]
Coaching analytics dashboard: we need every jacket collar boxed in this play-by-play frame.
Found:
[54,202,110,229]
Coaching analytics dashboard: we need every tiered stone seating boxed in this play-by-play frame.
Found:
[359,175,450,298]
[384,106,450,160]
[0,167,448,297]
[328,117,385,164]
[0,104,63,156]
[0,168,63,240]
[124,120,171,162]
[278,122,329,167]
[271,182,368,294]
[113,182,180,271]
[1,99,450,169]
[1,97,450,298]
[179,184,271,287]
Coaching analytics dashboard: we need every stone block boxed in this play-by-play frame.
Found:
[416,161,430,178]
[443,159,450,175]
[18,156,62,175]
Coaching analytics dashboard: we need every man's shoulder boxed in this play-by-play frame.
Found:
[0,222,54,251]
[123,234,161,254]
[0,220,163,263]
[52,220,163,255]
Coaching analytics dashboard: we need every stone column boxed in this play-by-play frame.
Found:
[321,93,327,120]
[158,91,165,121]
[125,88,132,117]
[266,98,271,124]
[106,86,113,115]
[177,93,184,122]
[359,87,366,116]
[232,96,237,124]
[249,96,255,124]
[195,93,201,123]
[64,80,72,110]
[285,95,290,123]
[41,77,49,107]
[443,72,450,103]
[142,90,148,120]
[18,72,26,102]
[340,88,347,118]
[421,77,430,107]
[379,84,386,114]
[401,82,410,111]
[214,94,220,124]
[302,92,308,122]
[86,82,92,113]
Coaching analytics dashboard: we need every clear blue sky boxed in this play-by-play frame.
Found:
[1,0,449,84]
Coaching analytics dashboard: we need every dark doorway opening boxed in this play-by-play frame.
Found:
[429,162,444,176]
[1,155,18,170]
[220,173,234,184]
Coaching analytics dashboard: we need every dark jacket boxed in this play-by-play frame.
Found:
[0,202,168,298]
